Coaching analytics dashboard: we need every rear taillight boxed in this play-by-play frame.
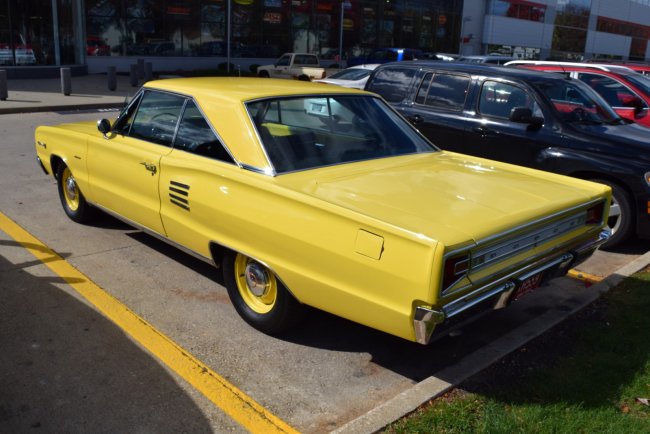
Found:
[586,202,605,225]
[442,253,470,291]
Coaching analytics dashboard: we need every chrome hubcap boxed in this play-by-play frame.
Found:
[245,262,270,297]
[609,197,621,234]
[65,175,77,198]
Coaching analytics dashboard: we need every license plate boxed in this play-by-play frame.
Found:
[511,272,544,302]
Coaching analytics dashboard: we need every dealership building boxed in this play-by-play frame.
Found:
[1,0,649,77]
[462,0,650,61]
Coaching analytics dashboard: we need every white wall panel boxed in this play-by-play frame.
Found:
[483,16,549,48]
[585,31,631,57]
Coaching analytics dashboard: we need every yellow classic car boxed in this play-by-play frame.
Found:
[35,77,611,344]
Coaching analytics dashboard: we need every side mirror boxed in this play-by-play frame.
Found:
[510,106,544,128]
[625,96,646,114]
[97,118,112,136]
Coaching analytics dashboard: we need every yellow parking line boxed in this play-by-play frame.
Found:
[567,268,604,284]
[0,211,298,434]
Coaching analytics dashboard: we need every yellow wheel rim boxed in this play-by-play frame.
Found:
[234,254,277,314]
[62,167,79,211]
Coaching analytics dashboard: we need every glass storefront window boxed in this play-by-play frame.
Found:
[487,44,540,59]
[490,0,546,23]
[85,0,461,60]
[0,0,55,65]
[595,16,650,60]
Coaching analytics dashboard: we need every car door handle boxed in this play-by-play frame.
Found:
[407,115,423,125]
[472,126,493,137]
[140,162,157,175]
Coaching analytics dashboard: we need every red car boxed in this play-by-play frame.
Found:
[86,36,110,56]
[506,61,650,128]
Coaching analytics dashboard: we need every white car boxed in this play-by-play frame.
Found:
[314,64,379,89]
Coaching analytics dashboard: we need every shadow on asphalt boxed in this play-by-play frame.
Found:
[0,243,214,433]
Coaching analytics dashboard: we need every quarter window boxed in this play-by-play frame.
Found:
[415,72,470,110]
[366,67,417,103]
[129,91,185,146]
[174,100,234,163]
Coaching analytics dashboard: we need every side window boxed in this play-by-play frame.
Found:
[173,100,234,163]
[366,67,417,103]
[577,73,643,108]
[276,55,291,66]
[129,91,185,146]
[421,73,470,110]
[479,81,540,119]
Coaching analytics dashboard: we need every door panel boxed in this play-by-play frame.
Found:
[87,135,171,234]
[462,80,549,166]
[86,89,185,234]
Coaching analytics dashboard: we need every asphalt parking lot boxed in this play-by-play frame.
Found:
[1,108,649,433]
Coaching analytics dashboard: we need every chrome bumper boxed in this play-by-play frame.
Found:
[413,227,611,345]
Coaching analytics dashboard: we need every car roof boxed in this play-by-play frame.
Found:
[141,77,370,170]
[145,77,367,102]
[375,60,571,83]
[505,60,636,74]
[459,55,514,61]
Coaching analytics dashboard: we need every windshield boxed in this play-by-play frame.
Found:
[533,79,622,124]
[624,73,650,96]
[326,68,372,81]
[247,95,436,173]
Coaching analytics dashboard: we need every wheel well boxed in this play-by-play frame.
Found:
[208,241,231,270]
[298,74,310,81]
[50,155,64,180]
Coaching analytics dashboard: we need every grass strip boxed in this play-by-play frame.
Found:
[385,270,650,433]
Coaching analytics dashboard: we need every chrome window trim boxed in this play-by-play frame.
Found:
[172,97,238,166]
[243,93,438,176]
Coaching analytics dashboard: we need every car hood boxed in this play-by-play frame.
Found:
[278,152,604,247]
[570,121,650,158]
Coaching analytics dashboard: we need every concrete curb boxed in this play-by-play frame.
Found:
[0,102,124,115]
[331,250,650,434]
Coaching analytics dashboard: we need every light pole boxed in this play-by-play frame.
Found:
[338,0,350,68]
[460,16,471,55]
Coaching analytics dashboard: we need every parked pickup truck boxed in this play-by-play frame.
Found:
[257,53,337,81]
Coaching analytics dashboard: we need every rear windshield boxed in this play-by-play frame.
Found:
[365,67,417,102]
[246,95,436,174]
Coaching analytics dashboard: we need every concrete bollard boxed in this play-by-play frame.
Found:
[60,67,71,96]
[144,62,153,82]
[107,66,117,91]
[129,64,138,87]
[137,58,145,79]
[0,70,7,101]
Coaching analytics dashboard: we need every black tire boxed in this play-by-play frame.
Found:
[56,163,94,224]
[298,75,310,81]
[223,251,304,334]
[258,71,270,78]
[591,178,634,249]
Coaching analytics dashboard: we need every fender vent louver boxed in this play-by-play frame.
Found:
[169,181,190,211]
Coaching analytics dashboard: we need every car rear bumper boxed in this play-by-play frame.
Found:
[413,227,611,345]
